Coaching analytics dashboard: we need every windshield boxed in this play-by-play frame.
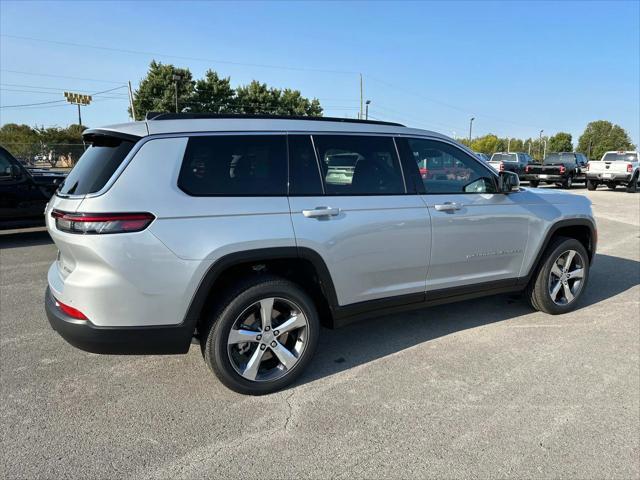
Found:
[491,153,517,162]
[58,136,135,195]
[544,153,574,164]
[600,152,638,162]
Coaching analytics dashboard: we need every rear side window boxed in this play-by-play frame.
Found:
[313,135,405,195]
[179,135,287,196]
[58,136,134,195]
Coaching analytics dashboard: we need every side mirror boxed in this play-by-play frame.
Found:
[498,170,520,193]
[10,165,21,177]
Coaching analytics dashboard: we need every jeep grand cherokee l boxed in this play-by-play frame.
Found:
[45,114,596,395]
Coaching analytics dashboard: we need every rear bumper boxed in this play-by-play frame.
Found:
[586,172,632,182]
[45,287,192,355]
[523,174,565,182]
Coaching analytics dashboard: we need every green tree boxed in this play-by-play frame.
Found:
[577,120,635,161]
[235,81,280,114]
[131,61,323,118]
[190,70,235,113]
[0,123,40,160]
[548,132,573,152]
[470,134,499,154]
[131,61,194,119]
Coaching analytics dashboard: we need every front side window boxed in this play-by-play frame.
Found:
[179,135,287,196]
[407,138,497,194]
[313,135,405,195]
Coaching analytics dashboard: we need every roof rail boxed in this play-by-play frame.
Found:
[144,112,404,127]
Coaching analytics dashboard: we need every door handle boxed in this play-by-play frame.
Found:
[302,207,341,218]
[434,202,463,212]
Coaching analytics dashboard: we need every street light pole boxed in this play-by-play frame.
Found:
[468,117,475,143]
[172,74,182,113]
[365,100,371,120]
[539,129,544,161]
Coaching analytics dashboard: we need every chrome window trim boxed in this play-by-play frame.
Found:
[56,130,470,200]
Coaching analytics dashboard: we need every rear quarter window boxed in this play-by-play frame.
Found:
[58,136,135,195]
[178,135,287,196]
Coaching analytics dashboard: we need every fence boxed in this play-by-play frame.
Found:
[2,143,86,169]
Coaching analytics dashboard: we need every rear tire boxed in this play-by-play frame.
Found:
[586,179,598,191]
[201,275,320,395]
[526,237,590,315]
[529,180,539,188]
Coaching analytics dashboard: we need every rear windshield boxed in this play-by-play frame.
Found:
[491,153,517,162]
[544,153,574,164]
[58,136,135,195]
[600,152,638,162]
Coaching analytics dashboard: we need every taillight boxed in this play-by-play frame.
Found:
[525,165,531,173]
[559,165,566,174]
[627,163,633,173]
[499,162,505,172]
[55,298,88,320]
[51,210,155,234]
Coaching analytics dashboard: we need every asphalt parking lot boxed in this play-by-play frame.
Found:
[1,187,639,479]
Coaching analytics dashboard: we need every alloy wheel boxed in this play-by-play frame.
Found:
[227,297,308,382]
[548,249,585,305]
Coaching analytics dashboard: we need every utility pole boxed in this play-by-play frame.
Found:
[64,92,92,126]
[528,139,532,155]
[172,74,182,113]
[365,100,371,120]
[543,139,548,160]
[128,81,136,121]
[359,74,364,120]
[539,129,544,160]
[468,117,475,143]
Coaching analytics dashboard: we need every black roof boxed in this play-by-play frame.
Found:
[144,112,404,127]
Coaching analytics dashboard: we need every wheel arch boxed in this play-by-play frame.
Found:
[183,247,339,333]
[521,218,596,285]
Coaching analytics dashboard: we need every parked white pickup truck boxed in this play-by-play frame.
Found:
[586,151,638,192]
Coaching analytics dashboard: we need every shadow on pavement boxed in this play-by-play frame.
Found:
[300,253,639,386]
[0,230,53,249]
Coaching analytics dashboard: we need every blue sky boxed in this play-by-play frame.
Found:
[1,0,638,146]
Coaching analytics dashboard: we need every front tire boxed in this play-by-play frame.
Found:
[586,179,598,190]
[527,237,590,315]
[202,275,320,395]
[562,176,573,189]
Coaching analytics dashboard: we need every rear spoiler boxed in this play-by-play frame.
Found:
[83,128,143,143]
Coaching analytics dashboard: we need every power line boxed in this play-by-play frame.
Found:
[0,69,127,85]
[1,34,359,76]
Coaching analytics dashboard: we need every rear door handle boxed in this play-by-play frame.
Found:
[434,202,463,212]
[302,207,341,218]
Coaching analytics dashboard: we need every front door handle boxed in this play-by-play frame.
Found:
[434,202,463,212]
[302,206,341,218]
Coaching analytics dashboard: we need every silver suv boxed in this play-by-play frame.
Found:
[45,114,597,395]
